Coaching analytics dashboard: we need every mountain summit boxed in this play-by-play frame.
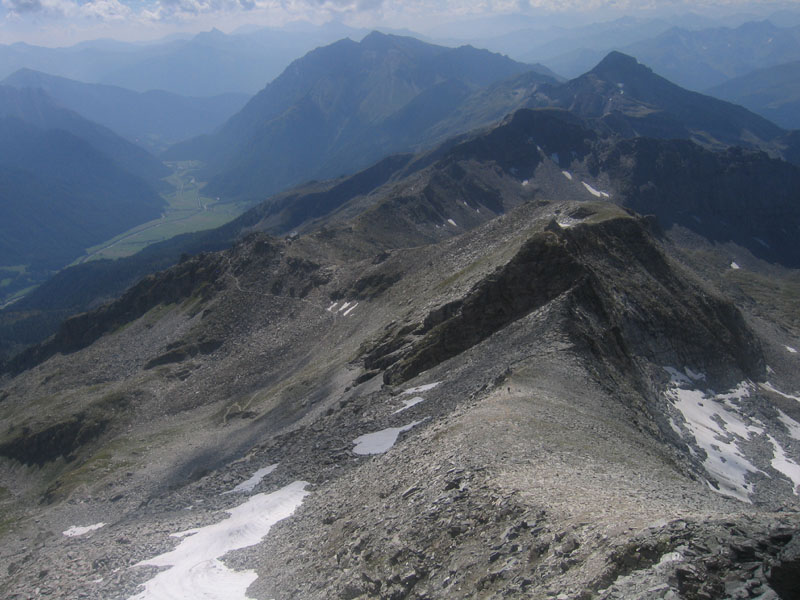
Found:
[545,50,786,151]
[165,32,546,202]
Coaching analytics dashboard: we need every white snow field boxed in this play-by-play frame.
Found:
[665,368,763,502]
[778,410,800,440]
[352,421,425,455]
[63,523,105,537]
[223,465,278,495]
[767,435,800,494]
[129,481,310,600]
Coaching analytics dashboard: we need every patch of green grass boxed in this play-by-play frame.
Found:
[73,164,248,264]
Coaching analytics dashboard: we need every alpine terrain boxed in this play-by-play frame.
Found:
[1,40,800,600]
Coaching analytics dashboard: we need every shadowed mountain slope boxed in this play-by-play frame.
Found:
[0,85,168,185]
[0,118,165,269]
[3,68,249,152]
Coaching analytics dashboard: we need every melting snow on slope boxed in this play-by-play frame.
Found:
[63,523,105,537]
[402,381,440,395]
[778,410,800,440]
[759,382,800,403]
[394,396,425,414]
[665,368,763,502]
[767,435,800,494]
[447,219,457,227]
[329,301,358,316]
[730,262,740,270]
[223,464,278,495]
[786,346,798,354]
[562,171,573,180]
[352,421,424,455]
[129,481,309,600]
[582,181,610,198]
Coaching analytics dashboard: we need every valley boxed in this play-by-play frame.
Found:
[77,163,246,263]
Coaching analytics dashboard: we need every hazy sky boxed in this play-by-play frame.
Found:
[0,0,796,46]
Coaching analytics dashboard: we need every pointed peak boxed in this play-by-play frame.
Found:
[590,51,651,81]
[361,30,391,46]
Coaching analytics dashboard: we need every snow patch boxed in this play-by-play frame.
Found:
[767,435,800,494]
[63,523,105,537]
[778,410,800,440]
[521,179,529,187]
[394,396,424,414]
[447,218,457,227]
[582,181,609,198]
[327,302,338,312]
[730,262,740,270]
[129,481,309,600]
[556,217,580,229]
[223,464,278,495]
[352,421,424,455]
[786,346,798,354]
[665,368,762,503]
[759,381,800,403]
[562,171,573,180]
[343,302,359,316]
[402,381,441,395]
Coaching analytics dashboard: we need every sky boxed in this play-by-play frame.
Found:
[0,0,797,46]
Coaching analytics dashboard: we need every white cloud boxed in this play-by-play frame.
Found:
[0,0,791,46]
[3,0,132,19]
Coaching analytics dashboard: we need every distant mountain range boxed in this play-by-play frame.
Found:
[166,32,547,203]
[621,20,800,91]
[0,25,372,97]
[0,86,166,289]
[0,86,168,185]
[167,38,796,205]
[706,60,800,130]
[2,69,249,153]
[531,19,800,91]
